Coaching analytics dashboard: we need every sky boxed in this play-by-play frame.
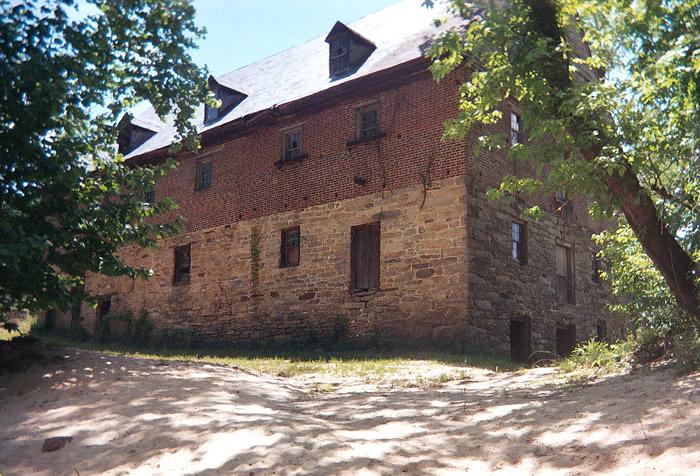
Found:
[189,0,402,76]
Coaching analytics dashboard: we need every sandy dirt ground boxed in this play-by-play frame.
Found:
[1,349,699,475]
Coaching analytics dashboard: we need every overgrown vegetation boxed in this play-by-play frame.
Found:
[33,332,521,381]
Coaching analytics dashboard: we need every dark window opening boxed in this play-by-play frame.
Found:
[592,254,603,282]
[45,309,57,330]
[174,244,191,285]
[596,320,607,342]
[357,104,379,140]
[280,226,300,267]
[195,160,212,191]
[330,37,351,77]
[351,222,380,291]
[556,324,577,357]
[511,222,527,264]
[510,318,531,362]
[510,111,522,145]
[555,189,568,203]
[283,128,303,161]
[144,189,155,205]
[556,244,575,304]
[97,297,112,319]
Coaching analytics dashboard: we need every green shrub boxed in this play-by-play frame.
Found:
[672,328,700,372]
[96,311,133,343]
[560,338,632,376]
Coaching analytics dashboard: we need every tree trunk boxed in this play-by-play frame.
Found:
[582,147,700,320]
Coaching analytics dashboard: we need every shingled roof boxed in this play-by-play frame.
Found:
[124,0,463,159]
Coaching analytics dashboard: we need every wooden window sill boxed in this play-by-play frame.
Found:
[346,132,386,148]
[274,153,309,168]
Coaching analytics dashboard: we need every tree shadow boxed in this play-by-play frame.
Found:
[0,349,698,475]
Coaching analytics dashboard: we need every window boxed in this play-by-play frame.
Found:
[173,244,191,285]
[555,244,575,304]
[144,189,155,205]
[357,104,379,140]
[97,297,111,319]
[283,128,303,161]
[592,253,603,282]
[351,222,380,291]
[510,111,522,145]
[511,222,527,264]
[280,226,300,267]
[555,188,568,203]
[195,159,212,190]
[329,37,350,77]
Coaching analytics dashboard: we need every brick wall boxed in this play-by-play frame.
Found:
[82,68,621,355]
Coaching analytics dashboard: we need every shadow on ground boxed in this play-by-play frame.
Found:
[0,349,698,475]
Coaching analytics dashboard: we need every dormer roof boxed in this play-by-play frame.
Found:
[324,21,377,49]
[124,0,467,160]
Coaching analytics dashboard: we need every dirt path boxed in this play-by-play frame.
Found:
[0,349,698,475]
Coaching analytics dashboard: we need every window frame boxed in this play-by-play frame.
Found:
[280,226,301,268]
[173,244,191,285]
[511,221,527,264]
[195,158,213,191]
[329,36,351,77]
[282,126,304,161]
[350,222,381,292]
[510,111,522,146]
[144,188,156,205]
[555,243,575,305]
[356,103,379,140]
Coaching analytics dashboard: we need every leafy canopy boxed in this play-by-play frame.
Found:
[425,0,700,322]
[0,0,210,312]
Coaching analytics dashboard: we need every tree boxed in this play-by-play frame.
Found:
[0,0,210,312]
[426,0,700,321]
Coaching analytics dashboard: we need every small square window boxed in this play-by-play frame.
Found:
[195,160,212,191]
[357,104,379,140]
[174,244,191,285]
[510,111,522,145]
[511,222,527,264]
[283,128,303,161]
[280,226,300,267]
[555,189,568,203]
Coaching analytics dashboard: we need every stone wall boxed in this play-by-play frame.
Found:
[83,176,471,346]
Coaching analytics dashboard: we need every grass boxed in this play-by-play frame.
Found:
[34,332,521,382]
[559,338,632,382]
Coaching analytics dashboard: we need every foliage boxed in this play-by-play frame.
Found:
[131,310,154,345]
[96,310,134,342]
[559,338,632,376]
[0,0,211,313]
[424,0,700,320]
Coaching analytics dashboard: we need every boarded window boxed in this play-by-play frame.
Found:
[357,104,379,140]
[173,244,191,285]
[556,324,577,357]
[280,226,300,267]
[351,222,380,291]
[195,160,212,190]
[510,111,522,145]
[510,319,531,362]
[511,222,527,264]
[555,244,575,304]
[283,128,303,161]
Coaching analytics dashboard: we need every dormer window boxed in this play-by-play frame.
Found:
[330,37,351,77]
[325,22,376,79]
[204,76,248,124]
[116,114,160,155]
